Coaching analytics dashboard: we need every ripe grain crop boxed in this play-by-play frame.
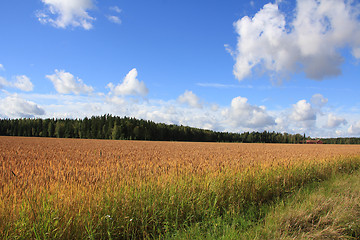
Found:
[1,136,360,239]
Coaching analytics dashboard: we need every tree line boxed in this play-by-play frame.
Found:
[0,115,359,144]
[320,137,360,144]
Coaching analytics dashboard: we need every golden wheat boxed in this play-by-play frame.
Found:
[1,136,360,196]
[1,136,360,238]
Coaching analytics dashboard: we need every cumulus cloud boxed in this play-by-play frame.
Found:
[110,6,122,13]
[106,95,126,106]
[311,93,328,107]
[348,121,360,136]
[107,15,121,24]
[273,94,352,136]
[0,75,34,91]
[107,6,122,24]
[0,77,9,89]
[225,96,275,129]
[0,64,4,71]
[46,69,94,95]
[107,68,148,97]
[290,100,316,121]
[0,95,45,118]
[37,0,95,30]
[326,113,347,128]
[13,75,34,92]
[231,0,360,81]
[290,99,316,128]
[178,90,202,108]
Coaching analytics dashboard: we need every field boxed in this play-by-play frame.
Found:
[1,136,360,239]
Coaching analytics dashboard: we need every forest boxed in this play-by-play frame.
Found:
[0,115,359,144]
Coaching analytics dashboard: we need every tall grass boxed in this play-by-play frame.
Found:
[241,165,360,240]
[3,158,360,239]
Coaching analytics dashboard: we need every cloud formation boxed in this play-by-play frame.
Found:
[0,75,34,92]
[231,0,360,81]
[110,6,122,13]
[290,100,316,128]
[37,0,95,30]
[348,121,360,135]
[326,113,347,128]
[225,96,275,129]
[13,75,34,92]
[272,93,354,136]
[46,69,94,95]
[0,77,8,89]
[178,90,202,108]
[107,68,148,97]
[311,93,328,107]
[107,6,122,24]
[107,15,121,24]
[0,95,45,118]
[0,64,4,71]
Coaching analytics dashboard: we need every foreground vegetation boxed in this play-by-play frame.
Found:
[247,169,360,239]
[169,167,360,239]
[1,137,360,239]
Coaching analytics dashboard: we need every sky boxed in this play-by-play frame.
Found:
[0,0,360,138]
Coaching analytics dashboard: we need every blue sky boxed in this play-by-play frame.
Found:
[0,0,360,137]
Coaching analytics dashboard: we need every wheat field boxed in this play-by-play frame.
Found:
[1,136,360,239]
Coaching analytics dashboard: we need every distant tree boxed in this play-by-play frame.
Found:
[55,121,65,138]
[48,120,55,137]
[112,124,121,140]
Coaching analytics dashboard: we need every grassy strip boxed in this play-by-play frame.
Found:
[1,157,360,239]
[166,165,360,240]
[242,166,360,239]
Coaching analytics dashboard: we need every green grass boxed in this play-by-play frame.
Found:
[2,157,360,239]
[166,165,360,240]
[245,168,360,239]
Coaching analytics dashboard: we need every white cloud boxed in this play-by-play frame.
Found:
[107,15,121,24]
[290,99,316,128]
[290,99,316,121]
[0,75,34,91]
[0,94,45,118]
[0,77,9,89]
[225,96,275,129]
[13,75,34,92]
[178,90,202,108]
[107,68,148,97]
[37,0,95,30]
[107,6,121,24]
[272,94,357,137]
[46,69,94,95]
[106,95,126,105]
[110,6,122,13]
[311,93,328,107]
[231,0,360,81]
[0,64,4,71]
[326,113,347,128]
[348,121,360,136]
